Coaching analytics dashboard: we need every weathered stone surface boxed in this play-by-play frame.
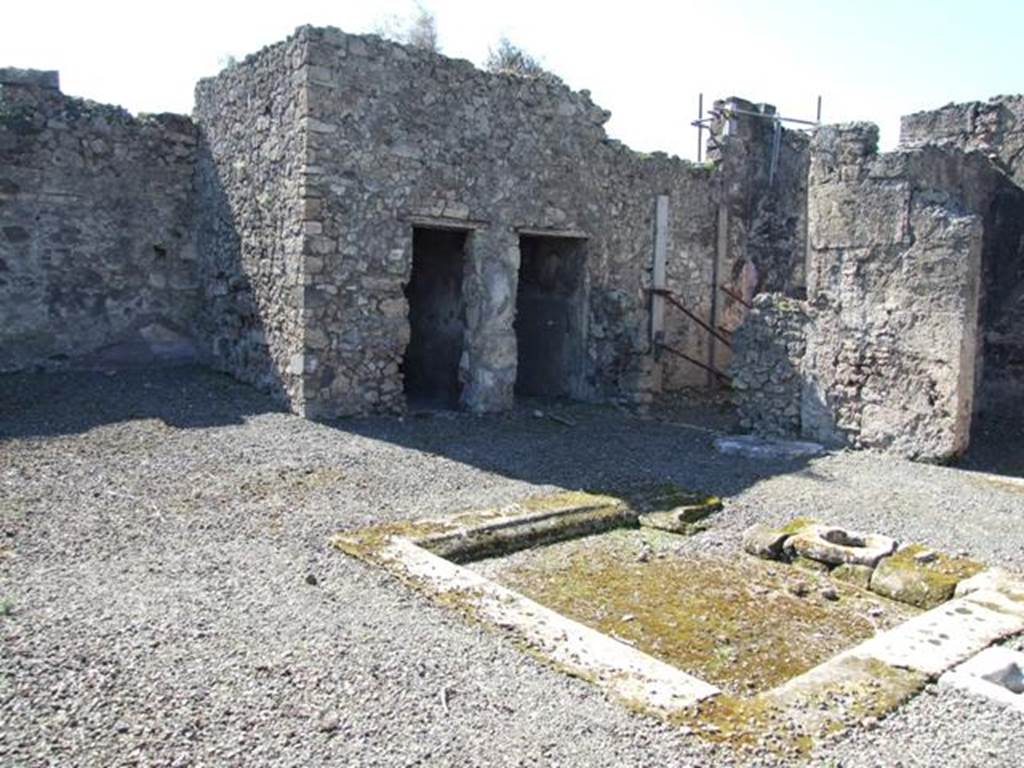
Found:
[5,29,1021,443]
[847,589,1024,676]
[637,511,705,536]
[792,555,831,574]
[193,37,310,410]
[901,98,1024,419]
[787,525,896,567]
[727,117,1024,462]
[0,67,59,89]
[729,293,809,437]
[741,523,790,560]
[714,434,824,460]
[801,126,1002,462]
[939,646,1024,713]
[705,98,810,379]
[192,27,732,416]
[901,96,1024,186]
[870,545,984,609]
[831,563,875,590]
[0,71,199,371]
[636,490,721,535]
[954,567,1024,602]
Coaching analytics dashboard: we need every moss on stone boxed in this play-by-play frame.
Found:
[792,556,832,574]
[778,516,819,536]
[472,528,917,696]
[333,489,627,564]
[870,544,985,609]
[831,563,874,590]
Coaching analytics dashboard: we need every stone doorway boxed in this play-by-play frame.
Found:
[401,228,468,409]
[514,235,587,400]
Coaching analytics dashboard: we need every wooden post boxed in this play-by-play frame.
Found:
[697,93,704,163]
[709,203,728,387]
[651,195,669,347]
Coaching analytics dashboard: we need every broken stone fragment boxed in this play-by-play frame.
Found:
[741,523,790,560]
[636,492,722,535]
[787,525,896,568]
[714,435,825,460]
[637,511,710,536]
[870,545,984,609]
[831,563,875,590]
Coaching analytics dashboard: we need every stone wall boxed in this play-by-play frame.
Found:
[901,96,1024,185]
[729,293,808,437]
[900,97,1024,416]
[0,28,815,420]
[284,26,722,417]
[193,38,310,409]
[802,124,999,461]
[0,68,198,372]
[704,98,810,378]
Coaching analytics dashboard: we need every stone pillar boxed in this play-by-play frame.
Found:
[802,123,985,461]
[460,227,519,412]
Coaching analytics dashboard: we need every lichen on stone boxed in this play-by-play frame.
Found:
[870,543,985,609]
[470,527,917,696]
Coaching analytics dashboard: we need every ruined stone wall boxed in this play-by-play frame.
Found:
[802,124,997,461]
[193,39,310,409]
[900,97,1024,416]
[658,175,720,391]
[708,98,810,297]
[901,96,1024,185]
[0,68,198,372]
[729,293,808,437]
[704,99,810,378]
[293,26,718,416]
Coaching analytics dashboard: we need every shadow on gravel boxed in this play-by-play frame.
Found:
[0,366,819,500]
[0,365,283,440]
[960,403,1024,479]
[331,399,821,504]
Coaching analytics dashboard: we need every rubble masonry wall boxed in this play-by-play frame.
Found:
[901,97,1024,416]
[293,26,720,416]
[193,36,311,409]
[0,68,199,372]
[801,124,995,461]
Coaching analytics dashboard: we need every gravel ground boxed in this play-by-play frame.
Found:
[2,366,1023,767]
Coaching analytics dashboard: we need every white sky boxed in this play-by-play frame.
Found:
[4,1,1022,159]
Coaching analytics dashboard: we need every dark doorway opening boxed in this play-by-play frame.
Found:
[514,235,587,400]
[402,228,468,409]
[963,185,1024,476]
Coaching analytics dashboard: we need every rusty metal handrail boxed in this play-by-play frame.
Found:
[656,341,730,382]
[718,284,753,310]
[648,288,732,348]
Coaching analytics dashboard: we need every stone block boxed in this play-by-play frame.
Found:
[831,563,874,590]
[787,525,896,568]
[741,523,789,560]
[869,544,984,609]
[953,567,1024,603]
[808,181,911,251]
[713,435,824,460]
[0,68,59,89]
[792,556,831,574]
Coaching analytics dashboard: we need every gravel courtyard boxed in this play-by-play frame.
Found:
[2,366,1023,767]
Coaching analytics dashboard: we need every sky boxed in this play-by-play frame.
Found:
[4,0,1022,159]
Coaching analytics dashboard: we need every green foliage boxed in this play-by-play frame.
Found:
[374,3,440,52]
[485,37,557,82]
